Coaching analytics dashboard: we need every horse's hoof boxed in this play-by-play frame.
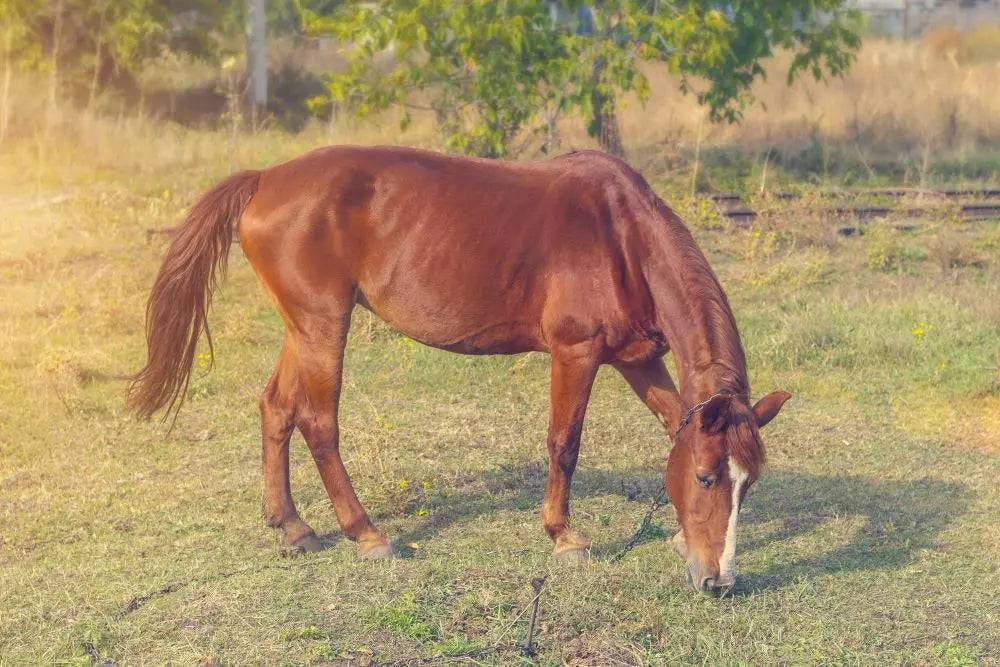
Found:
[358,539,394,561]
[283,532,325,556]
[553,547,589,564]
[552,532,590,563]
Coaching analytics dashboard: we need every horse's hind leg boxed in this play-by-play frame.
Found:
[541,346,600,560]
[261,343,322,553]
[294,308,393,560]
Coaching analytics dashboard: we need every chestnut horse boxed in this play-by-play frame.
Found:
[128,146,789,593]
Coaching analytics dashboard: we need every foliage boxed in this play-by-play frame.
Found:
[301,0,862,157]
[301,0,566,157]
[0,0,43,68]
[0,0,323,99]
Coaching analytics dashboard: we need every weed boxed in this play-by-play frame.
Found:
[864,226,909,272]
[364,594,436,642]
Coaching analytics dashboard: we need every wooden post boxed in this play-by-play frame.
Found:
[46,0,64,133]
[1,26,12,145]
[247,0,267,108]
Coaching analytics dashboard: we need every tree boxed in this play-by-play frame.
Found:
[0,0,42,142]
[0,0,324,126]
[300,1,862,158]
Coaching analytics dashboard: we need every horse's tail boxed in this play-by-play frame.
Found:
[127,170,261,420]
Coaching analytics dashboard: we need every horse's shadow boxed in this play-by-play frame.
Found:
[378,461,971,592]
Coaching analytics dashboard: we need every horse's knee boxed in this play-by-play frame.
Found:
[547,437,581,474]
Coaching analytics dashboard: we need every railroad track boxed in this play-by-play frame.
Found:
[707,189,1000,227]
[709,188,1000,210]
[721,202,1000,225]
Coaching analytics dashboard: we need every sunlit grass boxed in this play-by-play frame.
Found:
[2,56,1000,663]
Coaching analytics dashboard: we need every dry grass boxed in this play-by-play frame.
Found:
[616,36,1000,191]
[5,35,1000,192]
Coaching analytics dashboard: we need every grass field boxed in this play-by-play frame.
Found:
[2,53,1000,663]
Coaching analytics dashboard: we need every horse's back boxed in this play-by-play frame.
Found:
[240,146,664,358]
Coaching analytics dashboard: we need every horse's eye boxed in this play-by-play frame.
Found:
[696,474,714,489]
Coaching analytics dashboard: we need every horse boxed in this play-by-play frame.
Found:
[128,145,790,594]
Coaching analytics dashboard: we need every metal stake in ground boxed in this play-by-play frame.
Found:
[522,576,547,656]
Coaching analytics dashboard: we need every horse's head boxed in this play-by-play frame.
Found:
[666,390,790,594]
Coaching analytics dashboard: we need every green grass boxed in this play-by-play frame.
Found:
[1,130,999,666]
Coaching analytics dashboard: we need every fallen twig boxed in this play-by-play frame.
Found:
[118,553,340,617]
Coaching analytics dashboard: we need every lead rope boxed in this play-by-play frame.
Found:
[608,485,669,563]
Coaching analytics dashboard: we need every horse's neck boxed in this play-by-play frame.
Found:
[643,210,749,403]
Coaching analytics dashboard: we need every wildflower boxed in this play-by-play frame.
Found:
[398,479,409,490]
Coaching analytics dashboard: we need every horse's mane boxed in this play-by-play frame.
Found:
[650,193,762,476]
[676,245,749,388]
[576,156,765,477]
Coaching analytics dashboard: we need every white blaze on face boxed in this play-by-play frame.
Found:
[719,457,749,580]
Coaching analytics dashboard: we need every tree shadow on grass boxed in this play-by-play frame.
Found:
[382,461,971,591]
[732,469,971,594]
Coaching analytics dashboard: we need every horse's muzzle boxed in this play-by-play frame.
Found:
[685,562,735,595]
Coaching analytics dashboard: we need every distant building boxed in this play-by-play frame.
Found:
[847,0,1000,36]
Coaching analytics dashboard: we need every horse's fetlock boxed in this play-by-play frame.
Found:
[261,500,290,528]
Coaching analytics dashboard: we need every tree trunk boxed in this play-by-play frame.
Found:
[246,0,267,108]
[47,0,64,132]
[589,58,624,158]
[87,8,107,116]
[1,28,12,145]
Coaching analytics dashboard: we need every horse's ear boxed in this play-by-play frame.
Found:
[751,391,791,428]
[700,393,733,434]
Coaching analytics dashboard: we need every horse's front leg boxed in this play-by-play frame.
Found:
[541,347,600,560]
[614,356,686,553]
[614,356,683,433]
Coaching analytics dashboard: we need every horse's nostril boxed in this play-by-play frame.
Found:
[700,576,716,592]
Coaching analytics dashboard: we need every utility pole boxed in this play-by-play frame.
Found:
[247,0,267,108]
